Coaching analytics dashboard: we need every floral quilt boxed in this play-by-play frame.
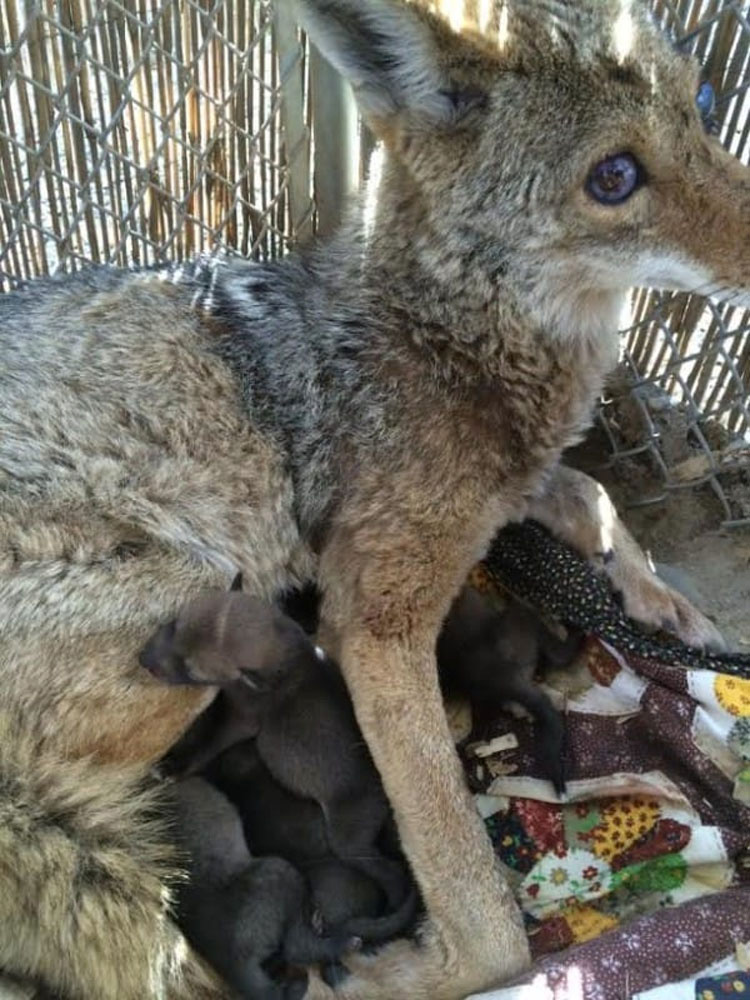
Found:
[458,521,750,999]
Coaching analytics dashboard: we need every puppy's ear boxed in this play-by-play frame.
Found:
[230,572,244,592]
[139,618,177,671]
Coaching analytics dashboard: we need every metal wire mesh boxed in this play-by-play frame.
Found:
[596,0,750,529]
[0,0,313,288]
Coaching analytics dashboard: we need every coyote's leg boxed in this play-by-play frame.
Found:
[308,483,533,1000]
[528,465,725,651]
[306,626,529,1000]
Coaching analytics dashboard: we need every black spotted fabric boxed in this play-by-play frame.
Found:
[483,519,750,676]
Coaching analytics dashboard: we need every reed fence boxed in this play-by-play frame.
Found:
[0,0,313,283]
[601,0,750,527]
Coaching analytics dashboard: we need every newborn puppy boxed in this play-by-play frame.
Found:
[207,739,419,946]
[141,579,410,909]
[197,579,578,795]
[142,574,314,776]
[306,861,383,931]
[206,737,332,868]
[170,777,357,1000]
[437,587,584,794]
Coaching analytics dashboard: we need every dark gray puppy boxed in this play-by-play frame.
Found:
[437,587,584,794]
[141,579,410,909]
[141,574,297,775]
[206,739,419,947]
[268,581,582,794]
[170,777,357,1000]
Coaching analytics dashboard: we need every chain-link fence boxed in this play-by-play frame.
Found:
[1,0,749,526]
[425,0,750,529]
[596,1,750,529]
[0,0,314,286]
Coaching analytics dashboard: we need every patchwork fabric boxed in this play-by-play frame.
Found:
[695,971,750,999]
[462,521,750,999]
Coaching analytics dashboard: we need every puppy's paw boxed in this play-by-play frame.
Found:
[342,935,363,955]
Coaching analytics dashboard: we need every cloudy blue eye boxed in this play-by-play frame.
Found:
[696,80,715,118]
[586,153,642,205]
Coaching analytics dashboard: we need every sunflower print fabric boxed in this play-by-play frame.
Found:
[462,519,750,1000]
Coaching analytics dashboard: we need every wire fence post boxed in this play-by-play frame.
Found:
[310,44,358,237]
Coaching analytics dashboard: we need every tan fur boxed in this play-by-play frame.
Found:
[0,712,230,999]
[0,1,745,997]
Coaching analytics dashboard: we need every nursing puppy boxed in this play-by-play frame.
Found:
[141,581,410,909]
[171,777,358,1000]
[207,739,420,947]
[438,587,584,794]
[250,580,581,793]
[145,574,303,776]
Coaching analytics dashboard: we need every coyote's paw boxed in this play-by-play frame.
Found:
[606,557,726,653]
[301,939,422,1000]
[302,924,528,1000]
[529,467,727,655]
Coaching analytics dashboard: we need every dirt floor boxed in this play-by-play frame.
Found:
[569,431,750,653]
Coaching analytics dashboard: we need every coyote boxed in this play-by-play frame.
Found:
[0,0,741,997]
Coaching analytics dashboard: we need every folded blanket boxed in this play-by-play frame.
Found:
[462,521,750,998]
[485,520,750,675]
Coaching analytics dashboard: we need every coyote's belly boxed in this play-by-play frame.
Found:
[0,269,309,758]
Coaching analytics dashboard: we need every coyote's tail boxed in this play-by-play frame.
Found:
[0,713,230,1000]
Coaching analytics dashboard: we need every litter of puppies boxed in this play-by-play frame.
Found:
[143,577,578,997]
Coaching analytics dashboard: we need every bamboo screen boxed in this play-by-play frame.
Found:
[0,0,312,287]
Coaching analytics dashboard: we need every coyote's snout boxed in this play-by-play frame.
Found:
[0,1,744,998]
[306,0,750,345]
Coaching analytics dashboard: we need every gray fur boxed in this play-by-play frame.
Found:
[0,0,744,996]
[142,589,413,911]
[206,739,420,948]
[171,777,358,1000]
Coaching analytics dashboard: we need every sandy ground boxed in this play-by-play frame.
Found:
[569,433,750,653]
[624,505,750,651]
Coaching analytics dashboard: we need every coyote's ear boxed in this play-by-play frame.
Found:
[230,572,243,592]
[292,0,484,124]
